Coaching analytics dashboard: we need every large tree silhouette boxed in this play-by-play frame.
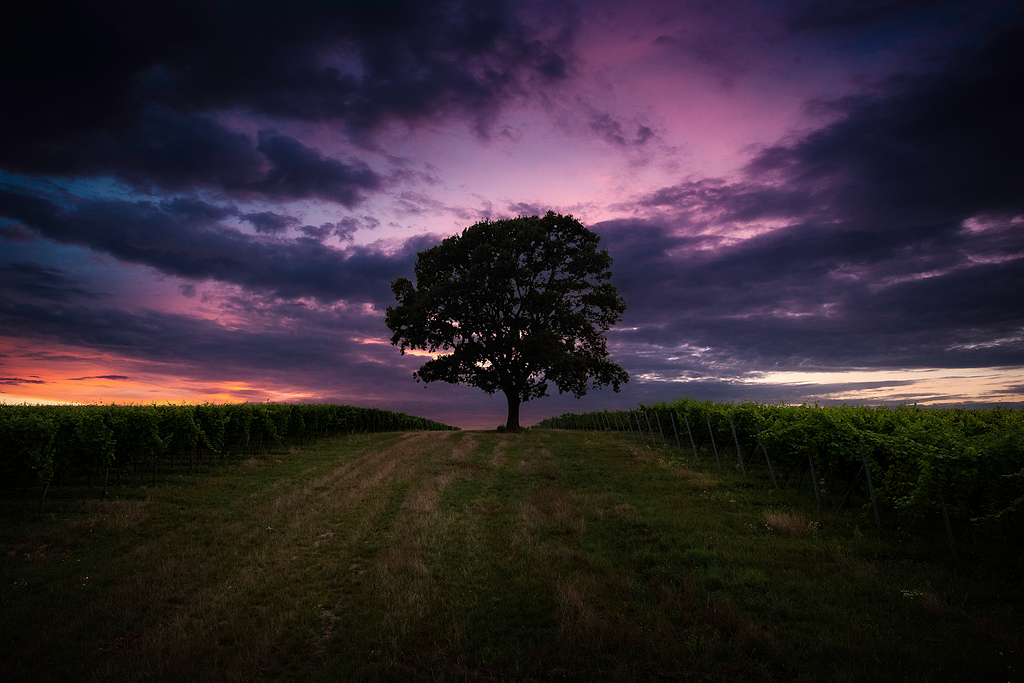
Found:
[385,211,628,430]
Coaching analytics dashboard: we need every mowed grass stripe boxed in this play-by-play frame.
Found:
[2,431,456,681]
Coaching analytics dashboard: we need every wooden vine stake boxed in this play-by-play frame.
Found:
[38,481,50,515]
[668,411,683,454]
[755,424,778,489]
[683,413,699,463]
[706,414,722,470]
[937,486,961,571]
[808,455,821,507]
[645,411,656,446]
[859,439,881,531]
[729,418,747,477]
[653,411,667,446]
[634,411,645,445]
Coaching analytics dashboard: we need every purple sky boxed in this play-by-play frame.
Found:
[2,0,1022,429]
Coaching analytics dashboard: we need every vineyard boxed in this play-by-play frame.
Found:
[1,415,1021,680]
[0,403,458,503]
[538,399,1024,567]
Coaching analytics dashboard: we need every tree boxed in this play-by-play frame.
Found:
[385,211,628,430]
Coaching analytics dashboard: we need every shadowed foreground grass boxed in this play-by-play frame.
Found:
[1,430,1021,681]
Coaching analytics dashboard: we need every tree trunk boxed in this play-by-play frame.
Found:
[504,391,521,431]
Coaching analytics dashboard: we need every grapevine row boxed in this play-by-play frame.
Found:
[0,403,458,495]
[537,400,1024,536]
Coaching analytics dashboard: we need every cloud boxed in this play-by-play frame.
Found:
[594,28,1024,379]
[507,202,546,217]
[0,292,420,398]
[651,31,750,88]
[586,111,657,147]
[0,377,47,386]
[242,211,300,234]
[1,223,35,243]
[0,189,438,304]
[301,216,381,243]
[116,110,266,191]
[67,375,131,381]
[0,108,383,205]
[0,261,102,303]
[745,25,1024,227]
[0,0,577,180]
[597,209,1023,376]
[252,129,381,206]
[787,0,961,32]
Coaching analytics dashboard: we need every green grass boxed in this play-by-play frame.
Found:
[1,430,1021,682]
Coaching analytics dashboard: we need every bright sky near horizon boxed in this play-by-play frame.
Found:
[1,0,1022,429]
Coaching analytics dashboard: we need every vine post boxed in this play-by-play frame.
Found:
[755,424,778,489]
[859,439,881,531]
[683,413,699,463]
[654,410,667,446]
[706,414,722,470]
[808,456,821,507]
[730,418,747,477]
[937,486,961,571]
[668,412,683,455]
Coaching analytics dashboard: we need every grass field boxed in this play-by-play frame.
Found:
[1,429,1021,682]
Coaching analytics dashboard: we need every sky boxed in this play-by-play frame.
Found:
[1,0,1022,429]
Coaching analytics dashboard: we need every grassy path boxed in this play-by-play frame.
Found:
[1,430,1020,681]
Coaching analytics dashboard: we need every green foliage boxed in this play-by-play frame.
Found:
[73,407,116,472]
[385,211,628,429]
[538,399,1024,538]
[0,410,57,485]
[0,403,458,494]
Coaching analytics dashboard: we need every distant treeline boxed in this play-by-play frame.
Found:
[538,399,1024,538]
[0,403,458,494]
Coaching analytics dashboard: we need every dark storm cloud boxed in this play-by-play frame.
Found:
[746,25,1024,226]
[0,0,575,182]
[241,211,300,234]
[0,262,102,303]
[0,189,439,305]
[114,110,265,192]
[788,0,935,31]
[599,213,1023,376]
[600,24,1024,379]
[0,108,382,206]
[785,0,999,32]
[252,130,381,205]
[0,223,35,243]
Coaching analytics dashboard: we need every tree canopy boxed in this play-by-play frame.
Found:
[384,211,628,430]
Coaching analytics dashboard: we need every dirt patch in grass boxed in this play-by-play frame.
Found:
[677,468,719,490]
[489,436,510,468]
[762,509,810,537]
[69,499,153,530]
